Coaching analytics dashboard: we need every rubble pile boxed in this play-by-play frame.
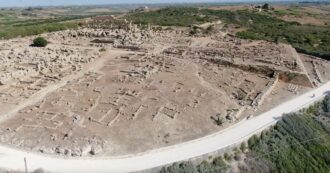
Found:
[0,47,99,85]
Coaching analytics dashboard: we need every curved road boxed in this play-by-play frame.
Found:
[0,82,329,173]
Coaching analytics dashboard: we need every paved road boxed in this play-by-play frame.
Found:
[0,82,329,173]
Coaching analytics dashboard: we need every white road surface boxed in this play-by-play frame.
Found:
[0,82,329,173]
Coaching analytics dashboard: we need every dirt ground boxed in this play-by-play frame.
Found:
[0,18,328,157]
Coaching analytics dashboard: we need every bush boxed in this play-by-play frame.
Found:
[189,29,198,36]
[248,134,259,149]
[211,157,229,172]
[262,3,270,10]
[224,153,232,161]
[323,96,330,112]
[32,37,48,47]
[197,161,213,173]
[99,48,107,52]
[234,151,242,161]
[160,157,229,173]
[240,142,247,152]
[159,162,198,173]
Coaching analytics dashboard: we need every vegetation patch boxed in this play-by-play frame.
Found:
[126,7,212,27]
[0,14,85,39]
[159,156,229,173]
[246,97,330,173]
[32,37,48,47]
[126,7,330,60]
[0,21,79,39]
[99,48,107,52]
[159,97,330,173]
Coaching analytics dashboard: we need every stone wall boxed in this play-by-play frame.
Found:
[279,71,314,88]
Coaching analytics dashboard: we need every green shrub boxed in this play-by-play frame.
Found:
[248,134,259,149]
[99,48,107,52]
[262,3,270,10]
[159,162,198,173]
[323,96,330,112]
[160,157,229,173]
[323,96,330,117]
[224,153,232,161]
[32,37,47,47]
[211,157,228,172]
[189,29,198,36]
[240,142,247,152]
[234,151,242,161]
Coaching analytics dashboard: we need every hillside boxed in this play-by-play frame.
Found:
[126,7,330,60]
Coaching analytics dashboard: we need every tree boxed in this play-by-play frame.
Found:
[262,3,270,10]
[32,37,48,47]
[323,96,330,117]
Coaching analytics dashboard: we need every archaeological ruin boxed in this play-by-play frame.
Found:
[0,16,329,157]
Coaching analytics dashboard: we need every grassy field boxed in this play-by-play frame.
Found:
[0,6,122,39]
[126,7,330,60]
[0,10,86,39]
